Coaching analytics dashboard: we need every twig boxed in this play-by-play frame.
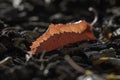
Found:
[14,57,25,65]
[88,7,98,26]
[64,55,85,74]
[39,51,49,62]
[0,57,14,68]
[47,54,59,61]
[43,61,60,76]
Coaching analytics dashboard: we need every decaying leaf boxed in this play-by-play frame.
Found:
[29,20,96,55]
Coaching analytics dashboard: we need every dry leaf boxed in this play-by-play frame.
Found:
[29,20,96,55]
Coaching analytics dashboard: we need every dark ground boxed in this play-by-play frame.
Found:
[0,0,120,80]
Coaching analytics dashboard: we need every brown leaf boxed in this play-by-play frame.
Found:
[29,20,96,55]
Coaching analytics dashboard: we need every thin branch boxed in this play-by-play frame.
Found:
[64,55,85,74]
[88,7,98,26]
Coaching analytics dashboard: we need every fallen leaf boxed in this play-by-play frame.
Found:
[29,20,96,55]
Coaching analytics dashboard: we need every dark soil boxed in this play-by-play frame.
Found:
[0,0,120,80]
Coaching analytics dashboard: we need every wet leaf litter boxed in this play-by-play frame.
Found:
[0,0,120,80]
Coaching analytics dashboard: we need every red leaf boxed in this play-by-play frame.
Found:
[29,20,96,55]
